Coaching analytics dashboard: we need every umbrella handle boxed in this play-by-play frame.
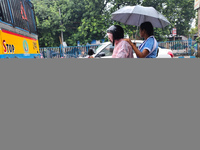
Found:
[134,26,139,43]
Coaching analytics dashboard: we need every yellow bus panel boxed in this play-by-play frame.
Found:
[0,29,40,58]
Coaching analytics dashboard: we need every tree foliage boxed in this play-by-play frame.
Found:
[33,0,61,47]
[32,0,196,47]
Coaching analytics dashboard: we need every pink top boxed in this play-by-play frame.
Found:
[112,39,133,58]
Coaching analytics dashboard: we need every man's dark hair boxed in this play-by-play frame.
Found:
[140,22,154,36]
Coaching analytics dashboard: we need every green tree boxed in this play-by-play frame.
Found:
[189,26,198,40]
[74,0,112,45]
[57,0,86,46]
[32,0,62,47]
[32,0,196,47]
[141,0,195,41]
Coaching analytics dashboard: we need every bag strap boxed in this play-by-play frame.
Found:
[145,36,157,58]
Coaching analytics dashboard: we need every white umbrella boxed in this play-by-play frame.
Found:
[111,5,170,28]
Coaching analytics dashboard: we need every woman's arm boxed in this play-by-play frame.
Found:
[132,44,149,58]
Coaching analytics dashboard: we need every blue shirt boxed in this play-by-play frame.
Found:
[138,37,158,58]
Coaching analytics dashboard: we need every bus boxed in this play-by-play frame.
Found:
[0,0,40,58]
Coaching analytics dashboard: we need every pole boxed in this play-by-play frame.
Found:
[197,8,200,57]
[172,27,176,42]
[59,8,64,57]
[135,26,139,40]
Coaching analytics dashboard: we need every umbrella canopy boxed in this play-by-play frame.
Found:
[111,5,170,28]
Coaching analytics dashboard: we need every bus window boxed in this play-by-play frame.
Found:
[0,0,37,34]
[10,0,28,31]
[0,5,4,21]
[0,0,12,24]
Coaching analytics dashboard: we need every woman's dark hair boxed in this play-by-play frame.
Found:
[140,22,154,36]
[88,49,95,56]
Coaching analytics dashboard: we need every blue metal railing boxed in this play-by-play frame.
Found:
[39,40,197,58]
[158,40,197,56]
[40,45,99,58]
